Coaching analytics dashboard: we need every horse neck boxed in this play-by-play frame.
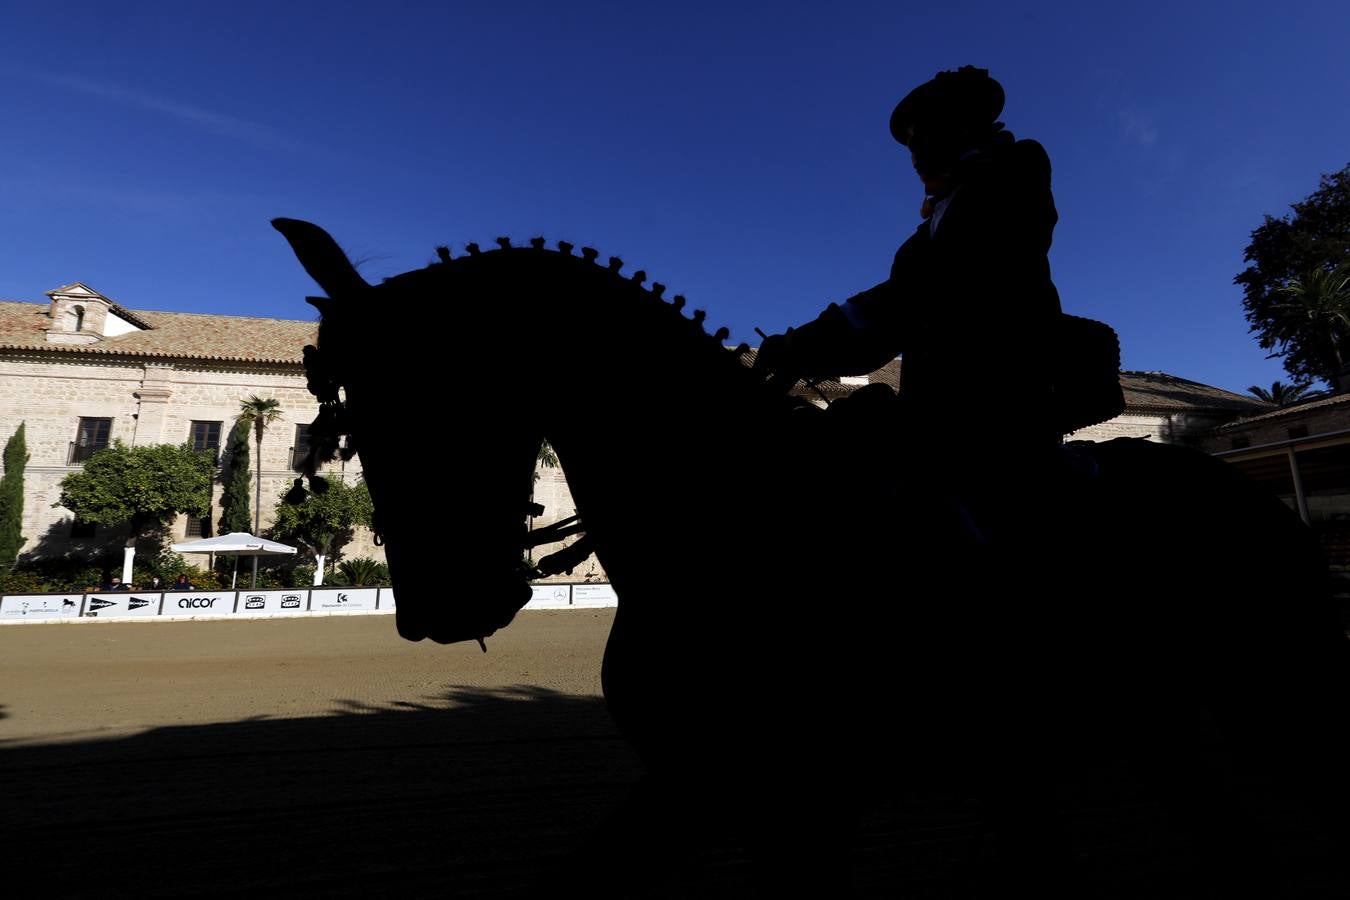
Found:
[491,249,780,539]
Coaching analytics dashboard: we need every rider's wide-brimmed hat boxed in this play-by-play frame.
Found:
[889,66,1005,146]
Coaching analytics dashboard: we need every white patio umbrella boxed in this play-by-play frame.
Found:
[169,532,298,589]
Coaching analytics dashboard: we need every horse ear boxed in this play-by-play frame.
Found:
[272,218,371,298]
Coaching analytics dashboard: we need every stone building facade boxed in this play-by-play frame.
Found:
[1197,393,1350,543]
[0,284,380,574]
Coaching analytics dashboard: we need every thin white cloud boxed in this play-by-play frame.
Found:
[34,73,307,154]
[0,170,270,217]
[1119,106,1158,146]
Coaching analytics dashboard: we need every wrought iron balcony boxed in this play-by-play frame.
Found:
[67,442,107,465]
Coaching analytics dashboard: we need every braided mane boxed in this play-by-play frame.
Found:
[286,235,802,509]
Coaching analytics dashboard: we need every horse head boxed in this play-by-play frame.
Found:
[273,218,538,646]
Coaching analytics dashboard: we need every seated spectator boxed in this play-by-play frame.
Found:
[104,576,129,592]
[172,574,194,591]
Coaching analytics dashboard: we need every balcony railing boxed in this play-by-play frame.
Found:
[289,446,311,471]
[67,442,108,465]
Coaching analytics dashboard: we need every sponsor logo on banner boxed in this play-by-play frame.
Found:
[82,593,161,617]
[527,585,571,608]
[0,594,83,619]
[570,583,618,608]
[155,594,233,616]
[216,591,300,615]
[310,588,378,611]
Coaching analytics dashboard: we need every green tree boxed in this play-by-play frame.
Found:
[537,440,559,473]
[1247,380,1315,406]
[269,477,373,582]
[54,441,214,577]
[218,419,253,535]
[1266,265,1350,388]
[1237,164,1350,387]
[236,396,283,534]
[0,422,29,574]
[525,440,561,569]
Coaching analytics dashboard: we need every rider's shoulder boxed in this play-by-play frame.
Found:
[1009,139,1052,175]
[1009,137,1047,168]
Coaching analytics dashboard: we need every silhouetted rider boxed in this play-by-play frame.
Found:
[757,66,1063,461]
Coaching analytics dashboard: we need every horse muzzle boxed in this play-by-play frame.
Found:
[394,577,533,647]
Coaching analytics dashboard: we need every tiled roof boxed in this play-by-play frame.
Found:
[1117,371,1269,414]
[1212,390,1350,431]
[738,351,902,396]
[0,300,316,364]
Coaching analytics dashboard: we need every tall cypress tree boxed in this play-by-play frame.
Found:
[218,419,253,535]
[0,422,28,573]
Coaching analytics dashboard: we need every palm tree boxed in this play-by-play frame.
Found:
[1271,265,1350,389]
[525,441,560,570]
[1247,381,1315,406]
[236,396,283,535]
[536,440,559,479]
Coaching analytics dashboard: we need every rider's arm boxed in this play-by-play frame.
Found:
[758,278,908,384]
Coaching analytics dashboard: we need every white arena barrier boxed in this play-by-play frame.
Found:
[0,582,615,624]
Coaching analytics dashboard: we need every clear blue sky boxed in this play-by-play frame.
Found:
[4,1,1349,395]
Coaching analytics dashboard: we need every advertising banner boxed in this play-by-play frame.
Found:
[570,584,618,608]
[1,594,83,620]
[83,593,163,618]
[309,588,379,612]
[236,590,309,615]
[378,588,395,609]
[527,584,572,608]
[162,592,236,617]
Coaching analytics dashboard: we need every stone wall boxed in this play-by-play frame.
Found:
[0,353,384,570]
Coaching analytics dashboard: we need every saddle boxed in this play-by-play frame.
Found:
[815,314,1124,543]
[1049,314,1125,436]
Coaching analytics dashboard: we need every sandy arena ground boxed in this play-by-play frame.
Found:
[2,611,1342,898]
[1,611,654,898]
[0,611,614,746]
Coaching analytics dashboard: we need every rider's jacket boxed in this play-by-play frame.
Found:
[795,132,1064,449]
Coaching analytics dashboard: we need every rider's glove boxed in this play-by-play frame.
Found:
[755,303,856,385]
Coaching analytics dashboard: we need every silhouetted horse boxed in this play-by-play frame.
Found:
[274,219,1347,897]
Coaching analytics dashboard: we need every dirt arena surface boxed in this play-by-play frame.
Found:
[1,611,653,898]
[0,611,615,746]
[1,612,1342,898]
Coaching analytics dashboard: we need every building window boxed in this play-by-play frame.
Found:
[190,421,223,462]
[69,417,112,464]
[1287,426,1309,439]
[185,510,211,538]
[70,518,96,538]
[291,424,311,471]
[1230,437,1251,450]
[73,305,85,331]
